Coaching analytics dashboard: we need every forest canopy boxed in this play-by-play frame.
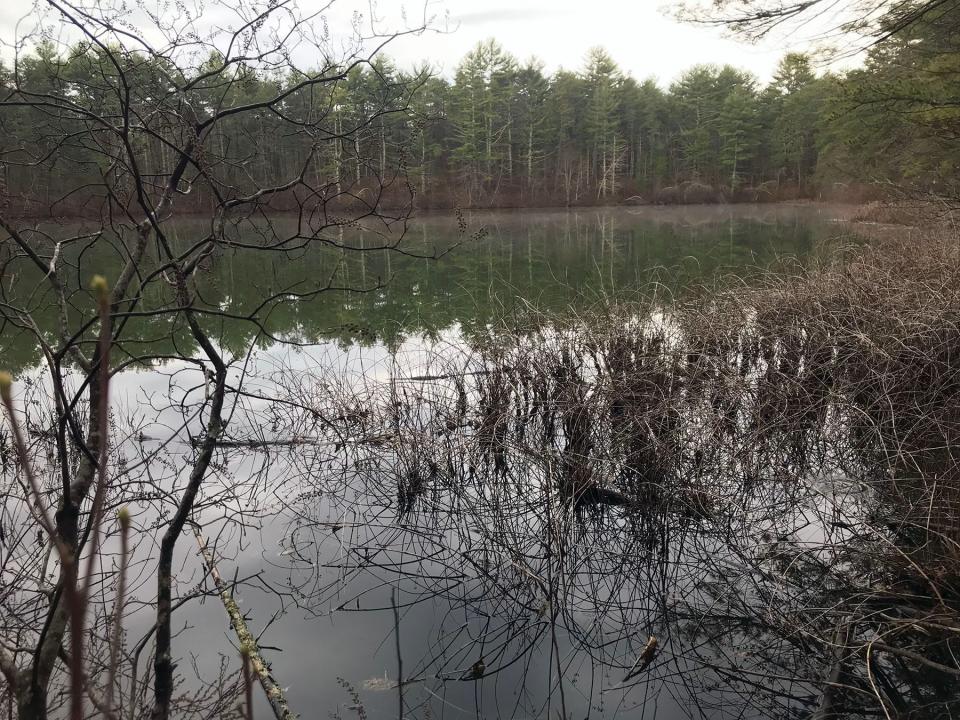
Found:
[2,11,957,214]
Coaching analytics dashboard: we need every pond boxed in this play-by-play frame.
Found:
[2,204,838,371]
[7,205,957,720]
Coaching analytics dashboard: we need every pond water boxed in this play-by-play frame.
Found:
[2,204,839,371]
[11,205,956,720]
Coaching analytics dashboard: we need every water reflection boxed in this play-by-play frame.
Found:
[1,206,838,371]
[6,205,917,720]
[194,303,960,720]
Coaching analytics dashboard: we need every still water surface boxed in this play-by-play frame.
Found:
[160,205,847,720]
[4,204,838,370]
[3,205,874,719]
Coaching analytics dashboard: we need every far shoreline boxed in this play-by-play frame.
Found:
[0,199,866,227]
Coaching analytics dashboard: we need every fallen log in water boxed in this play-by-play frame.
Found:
[573,485,635,507]
[811,619,851,720]
[191,434,397,449]
[194,529,298,720]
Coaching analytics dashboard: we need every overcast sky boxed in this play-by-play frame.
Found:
[386,0,801,85]
[0,0,845,87]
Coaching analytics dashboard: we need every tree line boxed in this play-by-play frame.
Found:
[2,5,957,215]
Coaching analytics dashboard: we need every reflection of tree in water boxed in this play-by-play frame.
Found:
[2,208,828,371]
[251,301,960,719]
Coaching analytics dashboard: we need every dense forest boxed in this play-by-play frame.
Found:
[1,0,957,214]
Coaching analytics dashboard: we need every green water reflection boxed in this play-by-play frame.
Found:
[0,205,847,370]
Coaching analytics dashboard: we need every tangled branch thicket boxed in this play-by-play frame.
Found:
[253,223,960,718]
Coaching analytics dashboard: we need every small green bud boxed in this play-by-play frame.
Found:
[240,641,255,658]
[0,372,12,403]
[117,507,131,530]
[90,275,109,300]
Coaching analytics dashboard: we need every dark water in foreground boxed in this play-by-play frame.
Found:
[129,206,853,720]
[9,205,930,720]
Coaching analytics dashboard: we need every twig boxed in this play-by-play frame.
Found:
[193,529,297,720]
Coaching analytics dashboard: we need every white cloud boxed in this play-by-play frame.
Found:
[0,0,852,85]
[382,0,815,84]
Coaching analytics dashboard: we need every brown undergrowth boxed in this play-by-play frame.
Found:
[277,216,960,717]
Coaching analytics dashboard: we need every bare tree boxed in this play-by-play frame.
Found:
[0,1,443,718]
[678,0,960,55]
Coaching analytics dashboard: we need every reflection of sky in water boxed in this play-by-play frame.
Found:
[105,330,704,720]
[3,207,885,719]
[110,331,860,720]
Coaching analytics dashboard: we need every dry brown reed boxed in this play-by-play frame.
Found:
[268,220,960,718]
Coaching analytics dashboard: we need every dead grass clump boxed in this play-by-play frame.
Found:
[684,227,960,569]
[849,199,959,228]
[267,219,960,717]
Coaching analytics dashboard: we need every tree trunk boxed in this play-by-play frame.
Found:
[420,133,427,198]
[354,137,361,183]
[527,125,533,188]
[151,382,224,720]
